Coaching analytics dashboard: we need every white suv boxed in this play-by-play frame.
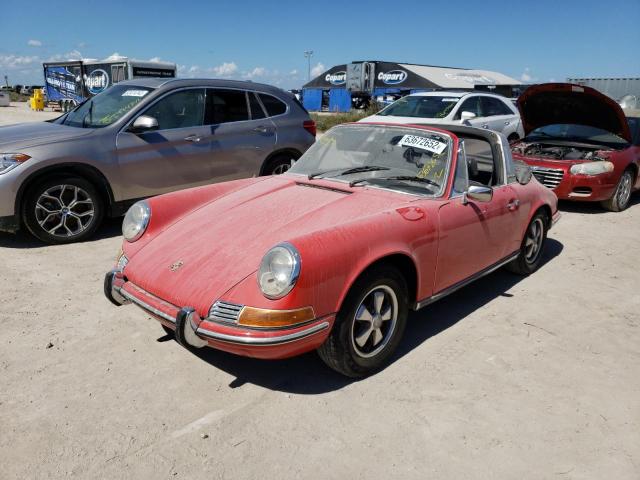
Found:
[360,91,525,141]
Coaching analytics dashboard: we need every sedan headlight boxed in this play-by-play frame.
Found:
[258,243,301,299]
[122,201,151,242]
[570,161,614,176]
[0,153,31,174]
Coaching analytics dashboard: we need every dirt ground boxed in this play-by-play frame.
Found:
[0,101,60,125]
[0,108,639,479]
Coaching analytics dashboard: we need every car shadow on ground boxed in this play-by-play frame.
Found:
[186,238,564,394]
[558,193,640,215]
[0,217,122,249]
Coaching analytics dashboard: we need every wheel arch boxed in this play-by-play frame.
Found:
[259,148,303,176]
[15,163,115,220]
[533,203,553,229]
[337,253,419,314]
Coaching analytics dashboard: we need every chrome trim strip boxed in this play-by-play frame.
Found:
[414,251,520,310]
[118,288,177,324]
[196,321,330,346]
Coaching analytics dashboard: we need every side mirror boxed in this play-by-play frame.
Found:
[129,115,158,133]
[463,185,493,204]
[460,111,476,124]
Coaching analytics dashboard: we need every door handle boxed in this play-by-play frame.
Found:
[253,125,269,133]
[507,199,520,211]
[184,134,202,143]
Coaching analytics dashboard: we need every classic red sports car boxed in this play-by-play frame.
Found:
[105,123,559,377]
[512,83,640,211]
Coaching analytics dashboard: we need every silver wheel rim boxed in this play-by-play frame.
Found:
[350,285,398,359]
[272,162,291,175]
[524,217,544,264]
[616,172,632,208]
[34,184,95,238]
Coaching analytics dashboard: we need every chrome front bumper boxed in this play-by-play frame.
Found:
[103,270,329,348]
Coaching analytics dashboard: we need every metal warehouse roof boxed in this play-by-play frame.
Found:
[400,64,521,88]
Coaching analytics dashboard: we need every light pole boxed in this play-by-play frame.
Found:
[304,51,313,81]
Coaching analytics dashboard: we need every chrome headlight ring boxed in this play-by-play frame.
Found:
[122,201,151,242]
[257,242,301,300]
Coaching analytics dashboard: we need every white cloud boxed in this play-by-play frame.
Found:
[104,52,126,61]
[310,62,325,78]
[0,54,40,69]
[520,67,536,83]
[245,67,266,79]
[289,69,298,76]
[27,39,42,47]
[46,50,83,62]
[148,57,162,63]
[210,61,238,77]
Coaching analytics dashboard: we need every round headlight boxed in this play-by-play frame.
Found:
[122,201,151,242]
[258,243,301,299]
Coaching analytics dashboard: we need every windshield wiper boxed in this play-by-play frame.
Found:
[350,175,440,188]
[307,165,389,180]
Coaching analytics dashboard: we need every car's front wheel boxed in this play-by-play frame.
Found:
[318,266,408,377]
[601,169,634,212]
[506,211,548,275]
[263,153,295,175]
[22,176,104,244]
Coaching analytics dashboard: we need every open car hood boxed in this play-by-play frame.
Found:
[517,83,632,143]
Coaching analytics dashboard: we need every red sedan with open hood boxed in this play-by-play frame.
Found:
[512,83,640,211]
[105,123,559,377]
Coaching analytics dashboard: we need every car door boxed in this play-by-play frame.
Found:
[115,88,214,198]
[201,89,277,182]
[481,96,518,135]
[453,95,489,130]
[433,139,521,293]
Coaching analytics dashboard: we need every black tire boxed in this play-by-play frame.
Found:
[601,169,634,212]
[506,210,548,275]
[22,176,104,244]
[262,153,295,175]
[317,266,408,377]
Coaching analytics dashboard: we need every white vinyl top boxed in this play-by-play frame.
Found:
[400,64,521,87]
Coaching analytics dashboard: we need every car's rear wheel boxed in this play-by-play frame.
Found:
[263,153,295,175]
[317,266,408,377]
[506,211,548,275]
[22,176,104,244]
[601,169,634,212]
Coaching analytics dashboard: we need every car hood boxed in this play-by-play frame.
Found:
[517,83,632,142]
[0,121,94,150]
[125,176,411,310]
[359,115,448,124]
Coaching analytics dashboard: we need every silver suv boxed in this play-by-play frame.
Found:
[0,78,316,243]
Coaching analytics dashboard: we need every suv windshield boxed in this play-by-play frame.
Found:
[289,124,452,196]
[61,85,154,128]
[527,124,629,148]
[377,96,460,118]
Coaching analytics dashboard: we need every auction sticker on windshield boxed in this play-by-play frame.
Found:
[122,90,149,97]
[398,135,447,154]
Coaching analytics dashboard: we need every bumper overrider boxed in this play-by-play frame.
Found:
[104,270,332,359]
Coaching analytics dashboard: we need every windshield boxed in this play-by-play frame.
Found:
[61,85,154,128]
[288,124,453,196]
[377,95,460,119]
[526,123,628,148]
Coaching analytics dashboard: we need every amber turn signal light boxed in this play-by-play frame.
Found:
[238,306,315,328]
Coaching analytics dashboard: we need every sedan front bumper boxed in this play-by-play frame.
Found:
[104,270,332,359]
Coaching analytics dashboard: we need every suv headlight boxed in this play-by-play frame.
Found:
[122,201,151,242]
[570,161,614,176]
[0,153,31,174]
[258,243,301,299]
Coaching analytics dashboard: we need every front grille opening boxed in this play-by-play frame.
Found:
[572,187,592,195]
[532,167,564,189]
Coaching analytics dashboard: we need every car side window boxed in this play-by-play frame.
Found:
[482,97,513,116]
[205,89,249,125]
[452,141,469,196]
[145,89,205,130]
[464,137,497,186]
[248,92,266,120]
[454,96,482,120]
[259,94,287,117]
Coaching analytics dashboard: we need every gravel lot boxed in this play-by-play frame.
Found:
[0,107,639,479]
[0,101,60,125]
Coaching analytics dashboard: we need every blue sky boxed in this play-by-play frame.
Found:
[1,0,638,89]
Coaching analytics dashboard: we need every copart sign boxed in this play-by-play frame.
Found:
[86,69,110,95]
[378,70,408,85]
